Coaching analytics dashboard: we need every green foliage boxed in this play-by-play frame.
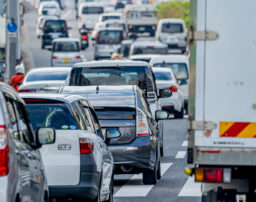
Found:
[156,1,190,28]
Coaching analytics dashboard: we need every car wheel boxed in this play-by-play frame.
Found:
[143,161,158,185]
[174,107,184,119]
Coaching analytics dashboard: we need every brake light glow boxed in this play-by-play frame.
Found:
[75,55,81,59]
[80,138,94,154]
[147,46,154,49]
[136,109,148,137]
[18,89,36,93]
[205,168,223,183]
[0,125,9,176]
[169,86,178,92]
[195,168,231,183]
[52,56,58,59]
[82,35,88,40]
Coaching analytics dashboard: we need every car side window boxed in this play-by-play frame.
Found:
[78,100,96,132]
[88,107,104,139]
[145,67,154,92]
[70,102,85,130]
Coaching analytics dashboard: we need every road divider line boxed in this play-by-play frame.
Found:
[175,151,186,159]
[114,163,172,197]
[178,176,201,197]
[182,140,188,147]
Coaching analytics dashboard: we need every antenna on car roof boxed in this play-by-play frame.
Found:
[96,85,99,94]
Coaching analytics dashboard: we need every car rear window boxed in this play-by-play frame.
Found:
[53,41,79,52]
[132,47,168,55]
[161,23,184,34]
[102,16,120,21]
[44,20,66,33]
[94,107,136,120]
[26,103,78,131]
[26,71,68,82]
[154,71,172,81]
[82,7,103,14]
[98,30,122,44]
[69,66,153,91]
[153,63,188,80]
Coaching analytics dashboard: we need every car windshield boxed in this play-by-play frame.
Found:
[161,23,183,34]
[95,107,136,120]
[53,41,79,52]
[98,30,122,44]
[26,71,68,82]
[102,16,120,21]
[69,66,150,91]
[44,20,66,33]
[82,7,103,14]
[26,103,78,131]
[153,63,188,79]
[43,5,57,9]
[154,71,172,81]
[132,47,168,55]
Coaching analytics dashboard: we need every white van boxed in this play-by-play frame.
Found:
[150,55,189,113]
[156,18,187,53]
[78,2,104,30]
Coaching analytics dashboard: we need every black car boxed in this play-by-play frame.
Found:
[41,19,69,49]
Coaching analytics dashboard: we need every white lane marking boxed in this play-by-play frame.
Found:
[175,151,186,159]
[178,176,202,197]
[182,140,188,147]
[114,163,173,197]
[62,10,72,19]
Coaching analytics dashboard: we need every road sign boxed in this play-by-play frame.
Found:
[0,0,6,15]
[7,22,18,33]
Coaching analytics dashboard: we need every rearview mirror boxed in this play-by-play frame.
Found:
[106,129,121,139]
[155,110,169,121]
[159,89,172,98]
[177,79,188,86]
[37,128,56,145]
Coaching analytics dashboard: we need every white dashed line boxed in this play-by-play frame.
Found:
[175,151,186,159]
[182,140,188,147]
[178,176,202,197]
[114,163,173,197]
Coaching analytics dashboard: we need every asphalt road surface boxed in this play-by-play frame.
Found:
[22,1,201,201]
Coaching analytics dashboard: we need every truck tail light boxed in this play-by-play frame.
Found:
[80,138,94,154]
[169,86,178,92]
[136,109,148,137]
[0,125,9,176]
[195,168,231,183]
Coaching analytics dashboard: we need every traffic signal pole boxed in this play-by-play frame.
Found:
[6,0,20,81]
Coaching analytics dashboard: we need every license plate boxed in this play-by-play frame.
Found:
[63,58,70,63]
[139,27,145,31]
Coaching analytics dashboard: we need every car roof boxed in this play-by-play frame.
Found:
[130,54,160,60]
[132,40,167,48]
[97,27,123,31]
[20,93,87,104]
[53,38,79,42]
[158,18,185,24]
[26,67,71,74]
[74,60,149,68]
[150,55,189,65]
[61,85,139,108]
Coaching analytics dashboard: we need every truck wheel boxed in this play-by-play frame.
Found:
[174,108,184,119]
[143,161,158,185]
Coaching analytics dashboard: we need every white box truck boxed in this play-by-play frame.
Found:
[187,0,256,201]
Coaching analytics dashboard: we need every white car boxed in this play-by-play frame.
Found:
[18,67,71,93]
[156,18,187,54]
[98,12,123,22]
[36,15,59,38]
[51,38,83,67]
[150,55,189,113]
[38,1,61,17]
[152,67,184,118]
[130,54,160,63]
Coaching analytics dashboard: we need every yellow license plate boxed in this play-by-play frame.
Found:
[63,58,70,63]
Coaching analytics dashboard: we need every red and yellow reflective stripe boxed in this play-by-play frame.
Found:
[219,122,256,138]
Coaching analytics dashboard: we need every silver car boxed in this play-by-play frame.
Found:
[0,82,55,202]
[51,38,83,67]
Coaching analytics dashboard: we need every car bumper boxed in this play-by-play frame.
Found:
[0,177,8,202]
[109,136,151,169]
[49,171,100,200]
[159,96,180,112]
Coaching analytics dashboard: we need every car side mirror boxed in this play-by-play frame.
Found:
[155,110,169,121]
[178,79,187,86]
[159,89,172,98]
[106,128,121,139]
[37,127,56,145]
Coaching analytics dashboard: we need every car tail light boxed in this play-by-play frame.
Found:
[80,138,94,154]
[52,56,58,59]
[82,35,88,40]
[136,109,148,137]
[147,46,154,49]
[18,89,36,93]
[0,125,9,176]
[75,55,81,59]
[195,168,231,183]
[169,86,178,92]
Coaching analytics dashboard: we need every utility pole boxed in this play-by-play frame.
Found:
[6,0,20,81]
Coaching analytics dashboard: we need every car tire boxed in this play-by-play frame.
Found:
[174,108,184,119]
[157,160,161,180]
[143,161,158,185]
